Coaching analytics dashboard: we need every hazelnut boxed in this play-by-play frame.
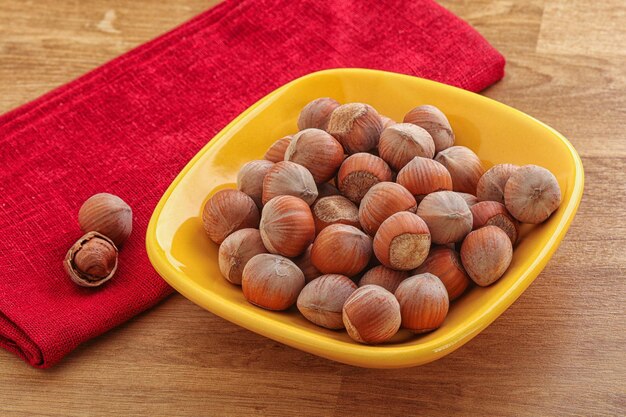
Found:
[435,146,485,194]
[312,195,360,234]
[337,153,392,204]
[504,164,561,224]
[237,160,275,208]
[242,254,305,310]
[327,103,383,154]
[359,182,417,236]
[416,191,472,244]
[264,136,292,163]
[202,189,260,244]
[311,224,372,277]
[78,193,132,247]
[412,246,470,301]
[260,195,315,257]
[455,192,479,207]
[297,97,340,131]
[403,105,454,153]
[378,123,435,171]
[316,181,341,199]
[292,244,322,283]
[342,285,401,344]
[285,128,344,183]
[460,226,513,286]
[218,228,268,285]
[476,163,518,204]
[262,161,318,205]
[394,273,449,333]
[373,212,431,271]
[359,265,408,293]
[396,156,453,198]
[64,231,118,287]
[470,201,519,245]
[380,115,397,129]
[297,274,357,329]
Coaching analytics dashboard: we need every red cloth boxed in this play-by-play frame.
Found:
[0,0,504,368]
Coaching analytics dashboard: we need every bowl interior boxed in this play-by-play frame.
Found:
[147,68,583,368]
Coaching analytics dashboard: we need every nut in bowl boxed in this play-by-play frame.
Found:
[147,69,583,368]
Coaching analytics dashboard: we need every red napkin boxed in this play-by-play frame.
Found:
[0,0,504,368]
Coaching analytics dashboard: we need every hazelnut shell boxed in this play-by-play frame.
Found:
[342,285,401,344]
[403,105,455,153]
[78,193,132,247]
[262,161,318,205]
[64,231,118,288]
[373,212,431,271]
[416,191,472,244]
[202,189,260,244]
[260,195,315,257]
[358,182,417,236]
[460,226,513,286]
[359,265,408,294]
[242,254,305,310]
[285,128,344,183]
[395,273,449,333]
[337,153,393,204]
[311,224,373,277]
[264,136,292,163]
[297,274,357,329]
[435,146,484,195]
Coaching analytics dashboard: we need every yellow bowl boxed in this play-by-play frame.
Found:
[146,68,584,368]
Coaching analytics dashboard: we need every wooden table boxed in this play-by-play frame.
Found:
[1,1,624,415]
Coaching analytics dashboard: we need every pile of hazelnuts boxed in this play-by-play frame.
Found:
[202,98,562,344]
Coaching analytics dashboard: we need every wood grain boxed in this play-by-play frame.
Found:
[1,1,625,416]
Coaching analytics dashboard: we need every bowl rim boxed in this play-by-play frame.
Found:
[146,68,585,368]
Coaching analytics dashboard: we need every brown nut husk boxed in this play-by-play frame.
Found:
[297,97,340,131]
[78,193,132,247]
[476,163,518,204]
[403,105,455,153]
[327,103,383,154]
[64,231,118,287]
[504,164,562,224]
[297,274,357,329]
[378,123,435,171]
[434,146,485,195]
[337,153,393,204]
[285,128,345,183]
